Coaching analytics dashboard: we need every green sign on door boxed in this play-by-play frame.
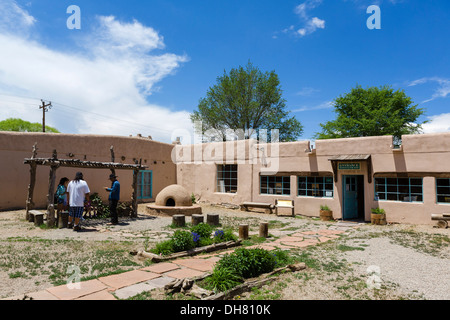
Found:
[339,163,361,170]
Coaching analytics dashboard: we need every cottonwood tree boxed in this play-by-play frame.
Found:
[315,85,426,144]
[191,62,303,142]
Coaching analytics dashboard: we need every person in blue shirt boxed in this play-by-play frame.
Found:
[105,173,120,225]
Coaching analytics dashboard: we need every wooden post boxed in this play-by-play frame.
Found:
[110,146,116,176]
[25,143,38,221]
[259,222,269,238]
[207,213,220,226]
[46,150,58,227]
[131,169,139,218]
[192,214,204,226]
[239,224,249,240]
[172,215,186,227]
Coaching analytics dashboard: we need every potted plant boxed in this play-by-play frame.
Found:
[320,205,333,221]
[371,208,386,225]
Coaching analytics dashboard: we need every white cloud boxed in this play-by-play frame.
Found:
[296,87,320,96]
[293,101,333,112]
[422,113,450,134]
[0,1,192,143]
[0,0,36,35]
[408,77,450,103]
[283,0,326,38]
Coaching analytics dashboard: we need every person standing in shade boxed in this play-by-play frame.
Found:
[67,172,90,232]
[105,173,120,225]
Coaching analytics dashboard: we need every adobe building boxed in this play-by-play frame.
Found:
[174,133,450,225]
[1,131,449,226]
[0,131,176,210]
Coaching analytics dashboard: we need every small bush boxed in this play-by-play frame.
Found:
[190,223,213,239]
[216,248,277,279]
[213,228,238,243]
[171,230,195,252]
[203,267,242,293]
[151,240,174,256]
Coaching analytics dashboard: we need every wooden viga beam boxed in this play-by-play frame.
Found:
[23,158,147,170]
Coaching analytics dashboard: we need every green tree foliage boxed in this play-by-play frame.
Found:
[191,62,303,142]
[315,85,426,142]
[0,118,59,133]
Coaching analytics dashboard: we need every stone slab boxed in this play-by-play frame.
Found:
[75,289,117,300]
[98,270,161,290]
[141,262,180,274]
[146,276,175,288]
[172,258,218,272]
[113,282,156,300]
[46,279,108,300]
[164,268,204,279]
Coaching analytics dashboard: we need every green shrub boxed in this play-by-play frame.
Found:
[171,230,195,252]
[190,223,213,239]
[216,248,277,279]
[151,240,174,256]
[213,228,238,243]
[203,267,242,292]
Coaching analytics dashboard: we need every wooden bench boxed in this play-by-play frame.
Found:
[275,200,295,217]
[240,202,275,214]
[29,210,45,226]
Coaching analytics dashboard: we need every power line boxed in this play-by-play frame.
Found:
[0,93,180,135]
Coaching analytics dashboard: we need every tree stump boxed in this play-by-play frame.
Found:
[58,211,69,229]
[207,213,220,226]
[172,215,186,227]
[239,224,249,240]
[34,213,44,227]
[259,222,269,238]
[192,214,204,226]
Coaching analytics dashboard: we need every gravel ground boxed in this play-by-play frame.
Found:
[0,203,449,300]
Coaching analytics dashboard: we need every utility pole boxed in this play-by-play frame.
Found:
[39,100,52,132]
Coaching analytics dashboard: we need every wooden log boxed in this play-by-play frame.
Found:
[192,214,204,226]
[131,169,139,218]
[46,159,58,227]
[34,213,44,227]
[239,224,249,240]
[58,211,69,229]
[436,220,448,229]
[207,213,220,226]
[172,215,186,227]
[25,163,37,222]
[259,222,269,238]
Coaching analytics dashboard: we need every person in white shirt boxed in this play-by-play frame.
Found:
[66,172,90,231]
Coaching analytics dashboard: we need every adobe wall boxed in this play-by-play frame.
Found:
[176,133,450,225]
[0,132,176,210]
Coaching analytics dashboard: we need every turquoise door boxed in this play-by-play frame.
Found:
[137,170,153,200]
[343,176,359,219]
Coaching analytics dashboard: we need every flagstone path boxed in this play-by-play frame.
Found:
[5,224,358,300]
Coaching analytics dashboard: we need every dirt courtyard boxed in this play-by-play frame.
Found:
[0,204,449,300]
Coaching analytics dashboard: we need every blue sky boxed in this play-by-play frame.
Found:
[0,0,449,142]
